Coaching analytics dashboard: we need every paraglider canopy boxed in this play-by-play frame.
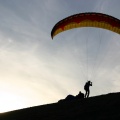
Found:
[51,12,120,39]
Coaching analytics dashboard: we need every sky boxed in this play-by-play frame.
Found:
[0,0,120,113]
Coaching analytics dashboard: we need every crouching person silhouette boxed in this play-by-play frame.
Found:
[84,81,92,98]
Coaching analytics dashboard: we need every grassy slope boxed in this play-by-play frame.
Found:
[0,92,120,120]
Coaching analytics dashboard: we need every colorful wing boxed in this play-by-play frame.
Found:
[51,12,120,39]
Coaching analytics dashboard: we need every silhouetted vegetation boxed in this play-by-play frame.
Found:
[58,91,84,102]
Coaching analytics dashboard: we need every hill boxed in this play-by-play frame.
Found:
[0,92,120,120]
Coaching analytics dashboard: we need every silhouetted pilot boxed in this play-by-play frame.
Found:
[84,81,92,98]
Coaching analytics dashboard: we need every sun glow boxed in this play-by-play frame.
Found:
[0,91,26,113]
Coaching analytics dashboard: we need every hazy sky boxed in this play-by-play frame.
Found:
[0,0,120,113]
